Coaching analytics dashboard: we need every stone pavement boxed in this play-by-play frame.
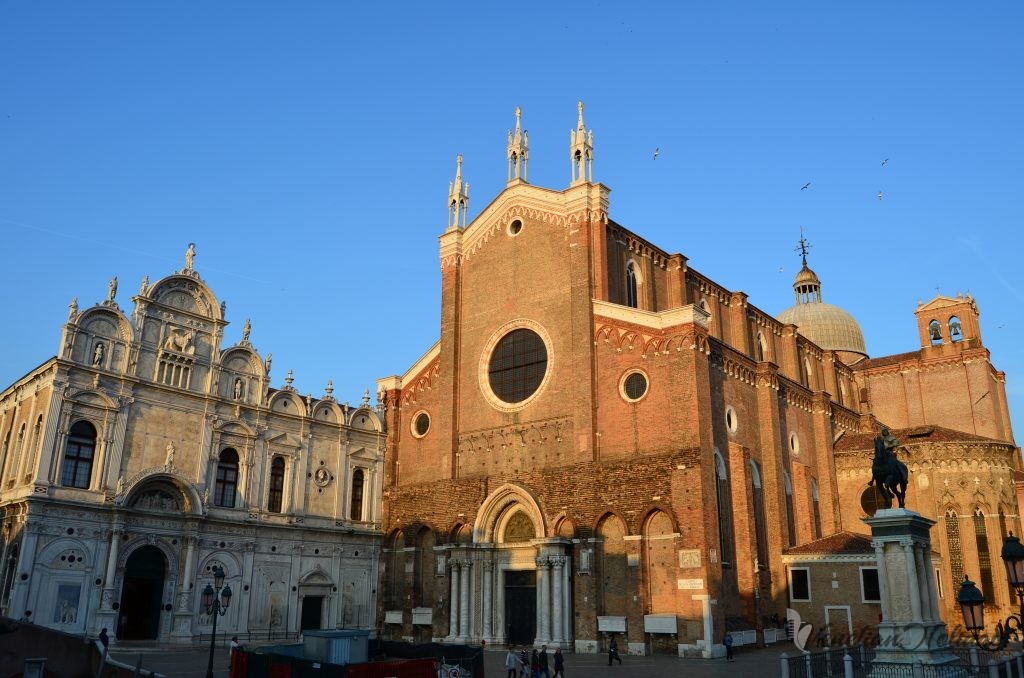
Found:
[107,642,793,677]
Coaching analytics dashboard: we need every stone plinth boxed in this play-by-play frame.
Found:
[864,508,959,666]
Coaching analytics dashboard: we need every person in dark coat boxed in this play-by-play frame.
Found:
[98,628,109,651]
[530,649,540,678]
[538,645,550,678]
[553,648,565,677]
[608,636,622,665]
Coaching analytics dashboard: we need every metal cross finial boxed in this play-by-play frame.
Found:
[795,227,812,267]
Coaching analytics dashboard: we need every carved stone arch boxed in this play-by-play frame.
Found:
[220,346,263,375]
[312,401,342,424]
[116,536,179,581]
[197,551,243,578]
[37,537,93,567]
[218,420,256,438]
[77,306,134,342]
[596,325,615,344]
[268,391,304,416]
[67,389,118,411]
[121,471,202,515]
[148,274,222,321]
[298,566,334,587]
[474,483,546,544]
[641,505,681,534]
[349,407,381,432]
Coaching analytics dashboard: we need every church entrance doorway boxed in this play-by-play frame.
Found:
[504,570,536,645]
[301,596,324,631]
[118,546,166,640]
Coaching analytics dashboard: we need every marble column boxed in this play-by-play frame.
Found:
[177,537,196,611]
[551,556,565,645]
[874,545,892,622]
[459,559,471,641]
[449,561,460,638]
[904,542,922,622]
[913,544,931,621]
[922,549,941,620]
[101,529,122,609]
[482,561,493,641]
[538,556,551,643]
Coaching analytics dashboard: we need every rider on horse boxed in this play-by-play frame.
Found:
[870,427,909,509]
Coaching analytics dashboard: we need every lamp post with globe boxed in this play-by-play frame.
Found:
[202,565,232,678]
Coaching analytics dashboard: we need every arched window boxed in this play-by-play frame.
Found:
[949,316,963,342]
[756,333,766,362]
[974,509,994,604]
[750,460,768,569]
[714,450,733,565]
[0,544,18,611]
[945,510,964,594]
[61,421,96,489]
[14,424,25,483]
[784,470,797,547]
[214,448,239,508]
[267,457,285,513]
[811,478,822,539]
[350,469,365,521]
[1000,507,1015,600]
[928,319,942,346]
[625,261,638,309]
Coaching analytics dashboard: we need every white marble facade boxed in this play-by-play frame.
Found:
[0,251,384,643]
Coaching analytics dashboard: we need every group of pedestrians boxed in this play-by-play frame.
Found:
[505,644,565,678]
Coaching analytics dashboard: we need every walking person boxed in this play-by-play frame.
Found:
[505,646,520,678]
[553,647,565,677]
[724,632,734,661]
[607,636,622,665]
[538,645,550,678]
[530,649,540,678]
[518,646,530,678]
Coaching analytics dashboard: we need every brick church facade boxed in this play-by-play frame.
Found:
[375,103,1019,657]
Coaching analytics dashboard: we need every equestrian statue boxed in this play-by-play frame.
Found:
[869,427,909,510]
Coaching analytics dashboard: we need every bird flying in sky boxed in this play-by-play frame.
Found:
[881,158,889,167]
[877,191,884,200]
[653,147,660,160]
[800,182,811,190]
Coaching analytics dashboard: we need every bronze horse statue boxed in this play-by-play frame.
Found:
[870,427,909,509]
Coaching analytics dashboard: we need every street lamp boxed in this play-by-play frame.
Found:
[202,565,232,678]
[956,533,1024,650]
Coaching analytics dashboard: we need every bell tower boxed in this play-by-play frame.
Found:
[914,292,982,351]
[569,100,593,185]
[507,106,528,184]
[447,154,469,232]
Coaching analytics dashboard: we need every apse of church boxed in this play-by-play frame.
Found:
[376,104,871,657]
[0,249,384,642]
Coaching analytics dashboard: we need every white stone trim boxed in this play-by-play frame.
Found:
[593,300,709,332]
[478,319,553,413]
[618,369,649,403]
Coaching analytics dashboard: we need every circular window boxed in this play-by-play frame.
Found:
[509,219,523,236]
[620,370,648,402]
[725,406,738,434]
[412,411,430,438]
[789,432,800,455]
[488,328,548,404]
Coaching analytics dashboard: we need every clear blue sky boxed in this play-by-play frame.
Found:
[1,3,1021,443]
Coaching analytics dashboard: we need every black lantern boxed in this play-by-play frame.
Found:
[956,575,985,633]
[1001,533,1024,590]
[220,584,232,609]
[201,583,215,611]
[213,565,225,589]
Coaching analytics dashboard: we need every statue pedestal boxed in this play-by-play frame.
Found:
[864,509,959,667]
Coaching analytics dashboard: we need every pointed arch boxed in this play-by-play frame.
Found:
[643,509,676,614]
[473,483,546,544]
